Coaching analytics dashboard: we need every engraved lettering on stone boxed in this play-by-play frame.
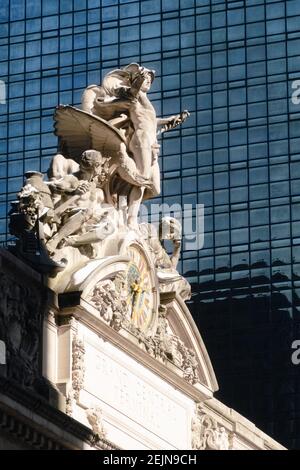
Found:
[86,346,181,437]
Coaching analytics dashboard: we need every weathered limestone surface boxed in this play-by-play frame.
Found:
[0,250,117,450]
[0,63,285,450]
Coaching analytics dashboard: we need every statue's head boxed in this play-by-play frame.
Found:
[125,63,155,81]
[80,150,103,174]
[124,63,155,92]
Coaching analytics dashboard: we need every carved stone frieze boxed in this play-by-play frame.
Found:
[88,273,130,331]
[0,376,119,450]
[158,277,191,302]
[180,346,200,385]
[0,272,41,389]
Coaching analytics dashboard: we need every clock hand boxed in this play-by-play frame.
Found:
[130,281,141,308]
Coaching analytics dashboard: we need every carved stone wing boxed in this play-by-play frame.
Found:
[54,105,127,161]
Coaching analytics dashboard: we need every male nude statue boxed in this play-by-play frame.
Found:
[81,63,189,228]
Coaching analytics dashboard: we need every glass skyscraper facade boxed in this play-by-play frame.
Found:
[1,0,300,449]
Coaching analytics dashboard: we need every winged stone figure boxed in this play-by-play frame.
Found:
[54,63,190,228]
[8,64,190,274]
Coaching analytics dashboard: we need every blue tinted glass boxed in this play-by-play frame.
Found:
[0,0,8,22]
[10,0,25,21]
[42,15,59,30]
[26,0,41,17]
[162,0,179,11]
[42,0,58,15]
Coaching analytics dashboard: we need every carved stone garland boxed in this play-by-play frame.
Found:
[66,324,86,416]
[88,279,199,385]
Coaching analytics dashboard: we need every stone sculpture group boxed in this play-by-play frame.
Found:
[2,63,285,452]
[7,63,201,384]
[9,63,189,277]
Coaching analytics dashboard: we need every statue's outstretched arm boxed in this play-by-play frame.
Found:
[157,116,175,126]
[157,110,190,134]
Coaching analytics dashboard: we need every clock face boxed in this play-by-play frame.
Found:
[125,245,156,331]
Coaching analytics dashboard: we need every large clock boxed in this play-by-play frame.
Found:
[124,244,158,332]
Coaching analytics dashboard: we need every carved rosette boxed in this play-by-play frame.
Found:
[191,404,230,450]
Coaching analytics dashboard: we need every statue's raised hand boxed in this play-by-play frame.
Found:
[161,110,190,134]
